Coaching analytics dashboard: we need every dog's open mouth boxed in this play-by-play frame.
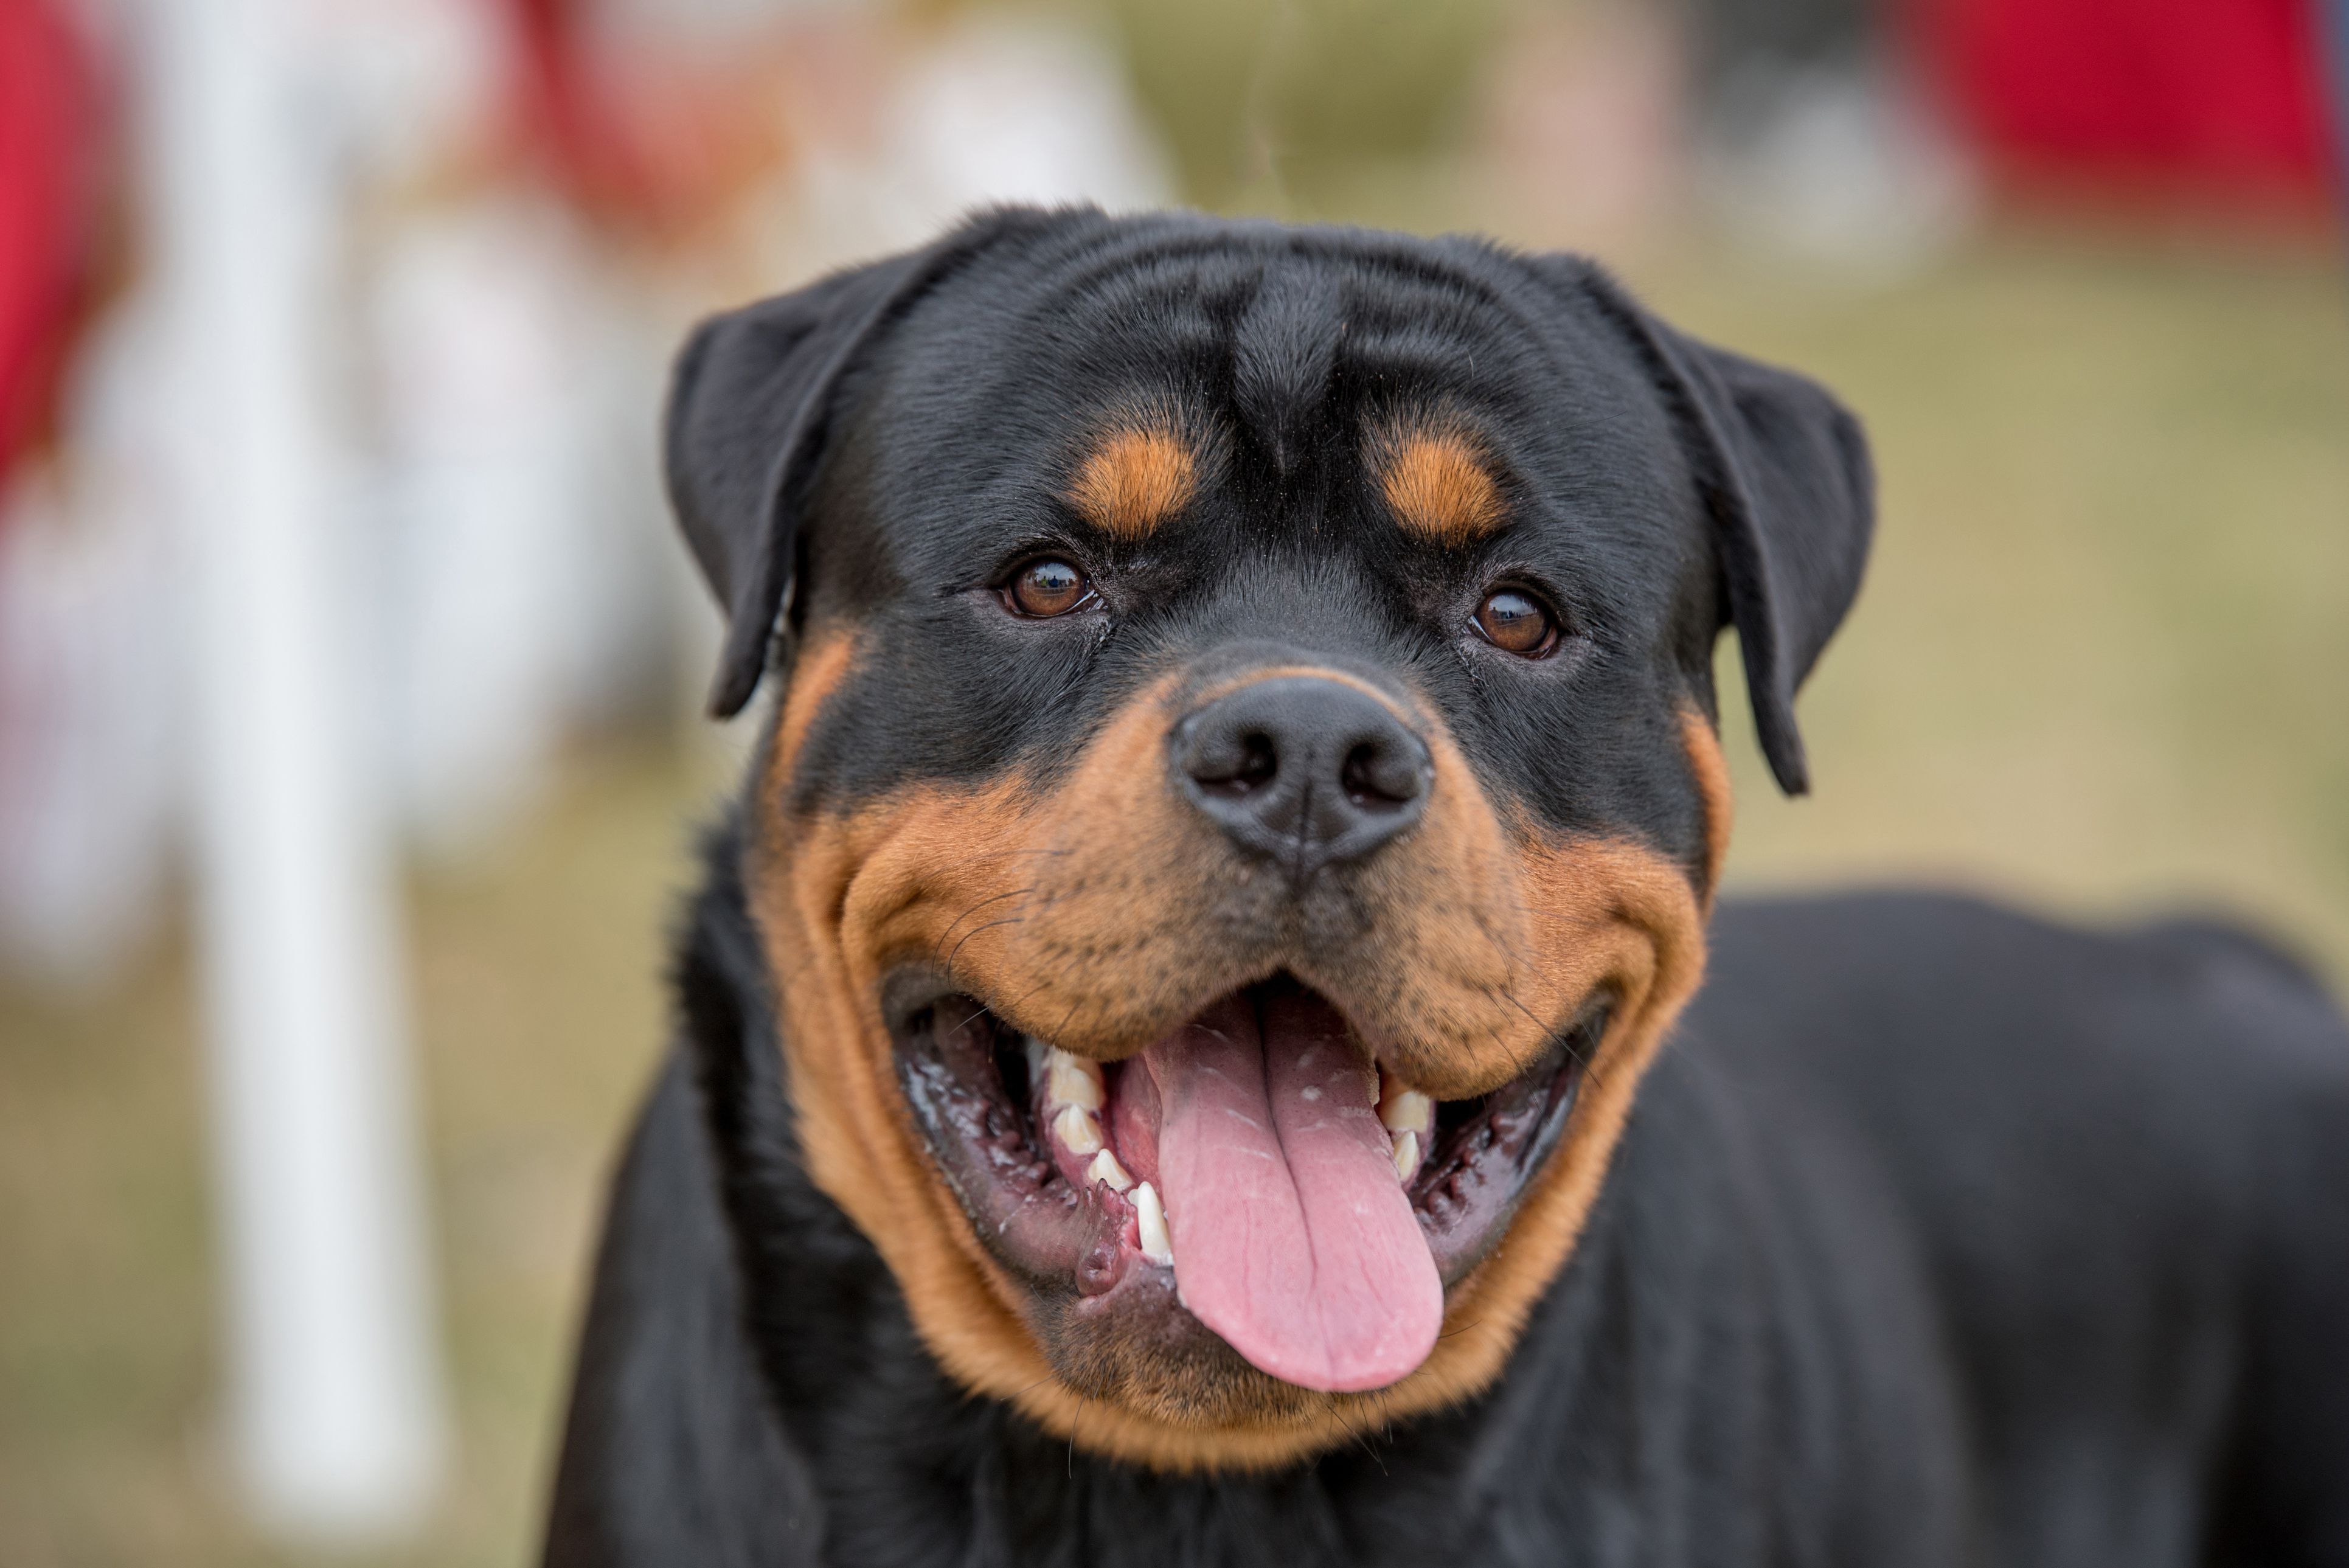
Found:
[889,972,1595,1394]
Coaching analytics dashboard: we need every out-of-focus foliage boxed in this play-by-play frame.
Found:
[1102,0,1506,207]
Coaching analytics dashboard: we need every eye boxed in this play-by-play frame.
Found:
[1004,557,1095,618]
[1471,588,1560,657]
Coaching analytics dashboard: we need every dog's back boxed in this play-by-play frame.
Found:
[1681,892,2349,1567]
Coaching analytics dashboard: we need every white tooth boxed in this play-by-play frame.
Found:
[1087,1148,1133,1192]
[1133,1182,1173,1265]
[1052,1103,1103,1156]
[1024,1034,1051,1088]
[1377,1070,1434,1136]
[1046,1047,1105,1110]
[1390,1128,1421,1184]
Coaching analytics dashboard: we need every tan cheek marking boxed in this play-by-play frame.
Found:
[765,629,858,796]
[749,775,1057,1431]
[741,665,1715,1474]
[1395,827,1705,1421]
[1376,427,1505,545]
[1680,705,1735,902]
[742,677,1229,1464]
[1067,426,1196,541]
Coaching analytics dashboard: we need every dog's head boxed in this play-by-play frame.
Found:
[668,209,1871,1470]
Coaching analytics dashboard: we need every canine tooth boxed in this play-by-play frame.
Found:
[1046,1047,1105,1110]
[1053,1103,1103,1156]
[1087,1148,1133,1192]
[1377,1070,1434,1136]
[1133,1182,1173,1265]
[1024,1034,1050,1088]
[1390,1128,1422,1184]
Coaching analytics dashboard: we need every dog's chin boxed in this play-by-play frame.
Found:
[884,965,1599,1428]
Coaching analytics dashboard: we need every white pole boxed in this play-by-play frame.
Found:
[148,0,447,1539]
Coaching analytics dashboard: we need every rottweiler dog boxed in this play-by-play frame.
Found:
[542,207,2349,1567]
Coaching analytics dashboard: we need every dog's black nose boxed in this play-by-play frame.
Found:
[1173,676,1432,873]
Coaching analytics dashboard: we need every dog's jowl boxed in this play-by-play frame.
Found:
[543,210,2349,1568]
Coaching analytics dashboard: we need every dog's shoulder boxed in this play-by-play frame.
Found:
[543,1024,826,1566]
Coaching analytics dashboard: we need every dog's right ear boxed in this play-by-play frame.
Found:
[666,213,1032,718]
[1546,260,1875,796]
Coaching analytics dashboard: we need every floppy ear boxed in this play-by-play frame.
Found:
[666,215,1029,717]
[1571,269,1876,796]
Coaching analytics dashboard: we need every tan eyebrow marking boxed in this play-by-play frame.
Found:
[1371,420,1506,545]
[1067,424,1197,541]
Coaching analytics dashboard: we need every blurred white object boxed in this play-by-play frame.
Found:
[1705,53,1978,274]
[765,12,1176,279]
[0,294,186,983]
[887,16,1175,218]
[363,199,668,854]
[147,0,446,1539]
[0,451,178,984]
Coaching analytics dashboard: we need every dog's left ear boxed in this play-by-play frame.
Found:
[1560,265,1876,796]
[666,212,1036,717]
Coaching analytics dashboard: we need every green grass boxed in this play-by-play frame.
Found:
[2,221,2344,1564]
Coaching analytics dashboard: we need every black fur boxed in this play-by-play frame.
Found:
[663,208,1868,819]
[547,839,2349,1567]
[546,209,2349,1566]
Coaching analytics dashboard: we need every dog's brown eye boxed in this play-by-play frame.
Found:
[1007,558,1094,618]
[1472,589,1558,657]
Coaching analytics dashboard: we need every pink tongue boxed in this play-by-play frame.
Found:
[1143,991,1443,1392]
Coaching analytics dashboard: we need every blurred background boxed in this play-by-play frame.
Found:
[2,0,2344,1561]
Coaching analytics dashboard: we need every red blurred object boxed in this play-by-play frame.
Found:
[0,0,107,486]
[502,0,794,237]
[1911,0,2339,210]
[507,0,667,221]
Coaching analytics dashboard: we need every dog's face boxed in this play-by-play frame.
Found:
[667,210,1871,1470]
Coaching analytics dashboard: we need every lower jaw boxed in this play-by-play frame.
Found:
[889,972,1600,1403]
[1047,1269,1382,1430]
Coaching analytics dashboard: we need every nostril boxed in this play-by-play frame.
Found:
[1234,733,1277,791]
[1341,740,1424,811]
[1341,744,1393,809]
[1189,727,1279,797]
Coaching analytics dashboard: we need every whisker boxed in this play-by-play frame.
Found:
[1493,985,1609,1092]
[1320,1394,1389,1475]
[995,957,1081,1025]
[946,916,1029,976]
[1049,989,1093,1047]
[1458,1001,1532,1084]
[931,844,1074,870]
[936,996,993,1037]
[931,886,1036,968]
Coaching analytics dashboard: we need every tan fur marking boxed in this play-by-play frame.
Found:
[1068,426,1196,541]
[746,667,1710,1471]
[1680,706,1735,901]
[769,629,858,786]
[1399,829,1705,1415]
[1373,423,1505,545]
